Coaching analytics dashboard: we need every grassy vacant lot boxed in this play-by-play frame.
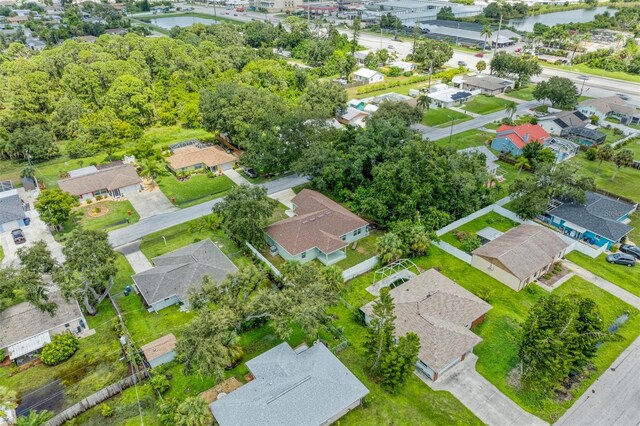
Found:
[156,173,235,208]
[507,85,535,101]
[566,251,640,297]
[462,95,511,115]
[348,75,428,99]
[440,211,518,250]
[422,108,472,127]
[542,62,640,84]
[569,152,640,202]
[0,126,212,189]
[434,129,493,150]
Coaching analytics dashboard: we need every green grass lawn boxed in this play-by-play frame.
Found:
[568,152,640,202]
[348,75,428,99]
[0,126,212,189]
[506,85,535,101]
[422,108,472,128]
[440,211,519,250]
[566,251,640,298]
[483,121,501,130]
[628,211,640,245]
[156,173,235,208]
[542,62,640,84]
[434,129,493,150]
[60,200,140,237]
[462,95,512,115]
[606,116,640,131]
[598,127,625,144]
[333,230,383,270]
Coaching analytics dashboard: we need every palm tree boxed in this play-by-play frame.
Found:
[417,94,431,114]
[16,410,54,426]
[515,156,529,175]
[0,386,17,424]
[506,101,518,123]
[611,149,634,181]
[174,396,211,426]
[139,158,164,187]
[376,233,405,265]
[596,144,613,173]
[481,25,493,52]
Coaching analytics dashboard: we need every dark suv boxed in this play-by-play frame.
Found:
[606,252,636,267]
[620,244,640,260]
[11,229,26,245]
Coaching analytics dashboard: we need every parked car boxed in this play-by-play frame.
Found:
[616,93,630,101]
[475,53,484,58]
[606,253,636,266]
[620,244,640,260]
[11,229,26,245]
[457,60,467,67]
[387,45,395,50]
[244,168,258,178]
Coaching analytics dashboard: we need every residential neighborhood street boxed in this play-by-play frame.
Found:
[108,174,309,247]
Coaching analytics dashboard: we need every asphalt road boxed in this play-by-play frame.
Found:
[108,174,309,247]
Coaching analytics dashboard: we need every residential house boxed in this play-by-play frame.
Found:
[0,292,87,364]
[453,74,514,95]
[132,239,238,312]
[578,96,640,125]
[353,50,370,66]
[360,269,492,381]
[458,145,498,175]
[543,136,580,162]
[471,224,571,291]
[58,163,142,201]
[537,110,590,136]
[166,141,236,174]
[210,342,369,426]
[338,107,370,127]
[265,189,369,266]
[427,84,475,108]
[363,92,417,108]
[542,191,636,249]
[560,126,606,146]
[352,68,385,84]
[0,189,26,232]
[490,123,550,156]
[388,60,417,73]
[75,35,98,43]
[141,333,176,368]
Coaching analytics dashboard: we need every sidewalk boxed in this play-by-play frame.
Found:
[450,106,480,118]
[564,261,640,309]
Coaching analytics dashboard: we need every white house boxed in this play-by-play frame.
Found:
[352,68,385,84]
[389,60,417,73]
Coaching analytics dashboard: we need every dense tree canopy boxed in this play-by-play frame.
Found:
[532,76,579,110]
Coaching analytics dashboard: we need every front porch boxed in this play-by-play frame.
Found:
[317,249,346,266]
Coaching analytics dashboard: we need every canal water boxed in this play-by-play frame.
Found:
[508,7,615,32]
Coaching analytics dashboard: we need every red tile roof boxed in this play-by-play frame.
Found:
[496,124,549,149]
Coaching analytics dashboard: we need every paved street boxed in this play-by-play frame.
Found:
[423,354,548,426]
[108,174,309,247]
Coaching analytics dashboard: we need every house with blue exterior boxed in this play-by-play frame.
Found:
[491,123,550,156]
[542,192,636,249]
[265,189,369,266]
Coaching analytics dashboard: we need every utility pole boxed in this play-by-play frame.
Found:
[494,14,503,53]
[448,116,455,144]
[427,58,433,88]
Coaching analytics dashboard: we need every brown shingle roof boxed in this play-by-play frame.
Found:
[472,224,570,281]
[166,145,236,171]
[265,190,368,256]
[141,333,176,362]
[58,164,141,196]
[361,269,491,373]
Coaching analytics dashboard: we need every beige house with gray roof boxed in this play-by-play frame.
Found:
[58,163,141,201]
[471,224,571,292]
[360,269,491,381]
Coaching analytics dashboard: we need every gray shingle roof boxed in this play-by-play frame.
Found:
[0,292,83,349]
[0,189,25,224]
[210,342,369,426]
[548,192,636,242]
[472,224,571,281]
[458,145,498,171]
[460,74,513,91]
[360,269,491,373]
[58,164,141,196]
[132,239,238,306]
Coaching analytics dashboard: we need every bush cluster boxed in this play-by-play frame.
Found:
[40,333,80,366]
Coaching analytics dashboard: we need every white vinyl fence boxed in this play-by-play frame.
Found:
[342,256,379,281]
[246,241,282,277]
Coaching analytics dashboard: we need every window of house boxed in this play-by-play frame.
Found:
[354,228,361,236]
[301,252,307,259]
[341,235,346,241]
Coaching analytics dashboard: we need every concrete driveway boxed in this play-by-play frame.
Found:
[422,354,548,426]
[126,188,177,219]
[0,210,64,268]
[117,241,152,273]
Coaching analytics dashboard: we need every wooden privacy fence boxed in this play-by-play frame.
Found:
[45,370,149,426]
